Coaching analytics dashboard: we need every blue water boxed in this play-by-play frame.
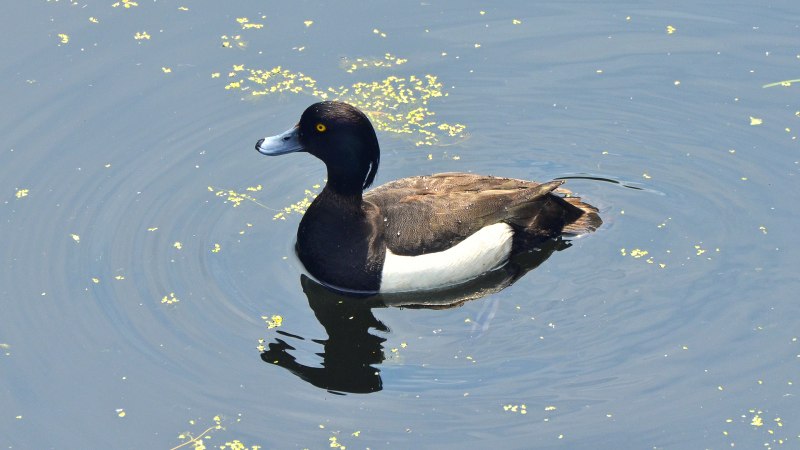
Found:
[1,1,798,448]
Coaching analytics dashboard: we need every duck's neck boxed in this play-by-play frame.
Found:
[321,154,374,198]
[313,184,364,215]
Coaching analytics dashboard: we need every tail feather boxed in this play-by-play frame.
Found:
[562,197,602,235]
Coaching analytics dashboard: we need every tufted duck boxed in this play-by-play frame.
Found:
[255,101,601,293]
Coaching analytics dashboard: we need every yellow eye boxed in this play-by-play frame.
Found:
[315,123,327,132]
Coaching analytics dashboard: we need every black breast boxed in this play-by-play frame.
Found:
[295,189,386,292]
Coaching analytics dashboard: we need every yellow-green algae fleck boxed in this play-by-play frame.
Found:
[263,315,283,329]
[340,53,408,73]
[209,182,321,220]
[172,416,262,450]
[111,0,138,8]
[161,292,179,305]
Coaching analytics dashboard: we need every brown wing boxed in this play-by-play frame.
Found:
[364,173,587,256]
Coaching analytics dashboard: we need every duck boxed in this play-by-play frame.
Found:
[255,101,601,293]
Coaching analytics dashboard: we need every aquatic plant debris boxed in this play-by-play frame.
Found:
[503,404,527,414]
[220,65,466,146]
[221,34,246,49]
[161,292,179,305]
[263,315,283,329]
[236,17,263,30]
[340,54,408,73]
[209,185,269,208]
[762,78,800,88]
[721,406,796,449]
[172,415,224,450]
[111,0,138,8]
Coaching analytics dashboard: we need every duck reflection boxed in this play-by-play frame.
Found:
[260,238,571,394]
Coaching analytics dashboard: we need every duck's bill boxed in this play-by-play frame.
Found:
[255,126,303,155]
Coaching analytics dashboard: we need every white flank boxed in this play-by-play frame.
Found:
[380,223,514,293]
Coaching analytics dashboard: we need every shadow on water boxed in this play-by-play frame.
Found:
[260,238,572,394]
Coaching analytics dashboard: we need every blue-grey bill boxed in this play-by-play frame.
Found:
[256,126,303,155]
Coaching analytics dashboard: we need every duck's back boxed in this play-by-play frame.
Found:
[365,172,601,257]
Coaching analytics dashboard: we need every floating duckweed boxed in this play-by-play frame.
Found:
[211,243,221,253]
[114,275,125,280]
[304,20,314,27]
[341,54,409,73]
[134,31,151,40]
[503,404,527,414]
[57,33,69,44]
[210,185,265,207]
[236,17,264,30]
[221,64,466,146]
[221,34,247,49]
[762,78,800,88]
[173,242,182,250]
[329,436,346,449]
[70,233,81,243]
[174,415,225,449]
[666,25,676,34]
[220,440,261,450]
[263,315,283,329]
[161,292,179,304]
[272,186,321,219]
[15,188,29,198]
[161,67,172,73]
[111,0,138,8]
[89,17,99,23]
[750,116,763,126]
[373,28,387,37]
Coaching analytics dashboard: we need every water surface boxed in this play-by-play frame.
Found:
[1,1,798,448]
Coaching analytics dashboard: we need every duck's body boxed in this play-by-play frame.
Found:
[256,101,601,293]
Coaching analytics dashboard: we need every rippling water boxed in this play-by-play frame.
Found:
[2,1,799,449]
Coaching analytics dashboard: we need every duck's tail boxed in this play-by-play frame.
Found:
[551,185,602,235]
[561,196,602,235]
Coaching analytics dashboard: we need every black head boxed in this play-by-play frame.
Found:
[256,101,380,195]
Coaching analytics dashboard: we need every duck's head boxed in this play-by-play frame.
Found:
[256,101,380,195]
